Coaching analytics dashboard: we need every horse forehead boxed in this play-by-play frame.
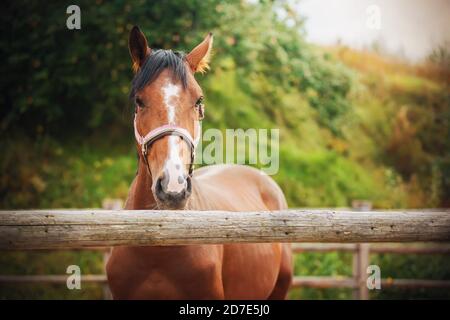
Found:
[148,78,186,101]
[141,69,199,105]
[162,81,181,100]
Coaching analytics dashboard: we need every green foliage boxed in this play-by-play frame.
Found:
[0,250,105,299]
[371,253,450,299]
[1,0,352,137]
[0,250,103,275]
[277,149,379,207]
[1,0,232,136]
[289,252,353,299]
[427,41,450,70]
[0,135,136,209]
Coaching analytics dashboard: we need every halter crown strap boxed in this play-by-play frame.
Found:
[134,115,197,176]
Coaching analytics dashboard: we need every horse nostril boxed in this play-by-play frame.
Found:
[155,176,164,196]
[185,176,192,194]
[154,174,192,206]
[158,172,169,191]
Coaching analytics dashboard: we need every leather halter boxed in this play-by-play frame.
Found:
[134,115,197,177]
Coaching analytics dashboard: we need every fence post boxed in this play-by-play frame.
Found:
[102,250,112,300]
[351,200,371,300]
[101,198,123,300]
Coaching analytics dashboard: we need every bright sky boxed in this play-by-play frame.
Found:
[295,0,450,62]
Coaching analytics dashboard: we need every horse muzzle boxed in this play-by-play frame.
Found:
[153,173,192,209]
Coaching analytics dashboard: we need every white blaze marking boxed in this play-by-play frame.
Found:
[162,82,180,124]
[161,82,186,193]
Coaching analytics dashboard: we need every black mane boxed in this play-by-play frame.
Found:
[129,49,187,100]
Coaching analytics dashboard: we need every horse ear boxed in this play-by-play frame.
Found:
[129,26,151,73]
[186,33,213,74]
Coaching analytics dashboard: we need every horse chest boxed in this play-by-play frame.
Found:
[107,245,225,299]
[107,243,281,299]
[221,243,282,299]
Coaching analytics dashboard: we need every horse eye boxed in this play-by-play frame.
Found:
[135,97,144,108]
[195,96,204,107]
[195,96,205,120]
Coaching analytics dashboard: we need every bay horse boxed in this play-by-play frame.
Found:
[106,26,293,299]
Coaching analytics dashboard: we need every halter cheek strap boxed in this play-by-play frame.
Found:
[134,115,197,176]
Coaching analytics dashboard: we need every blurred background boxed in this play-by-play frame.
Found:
[0,0,449,299]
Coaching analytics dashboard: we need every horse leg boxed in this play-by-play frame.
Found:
[267,244,293,300]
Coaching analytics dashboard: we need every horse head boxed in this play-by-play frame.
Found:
[129,26,212,209]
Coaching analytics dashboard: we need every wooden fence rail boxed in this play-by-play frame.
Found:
[292,243,450,254]
[1,209,450,250]
[291,277,450,289]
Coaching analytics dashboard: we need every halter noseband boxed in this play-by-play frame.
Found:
[134,115,196,177]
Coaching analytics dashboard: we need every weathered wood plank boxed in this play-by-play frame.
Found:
[292,243,358,252]
[0,209,449,250]
[381,279,450,288]
[291,277,450,289]
[370,243,450,254]
[0,275,107,283]
[292,242,450,254]
[292,276,357,289]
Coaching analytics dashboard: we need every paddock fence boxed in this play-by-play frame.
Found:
[0,202,449,299]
